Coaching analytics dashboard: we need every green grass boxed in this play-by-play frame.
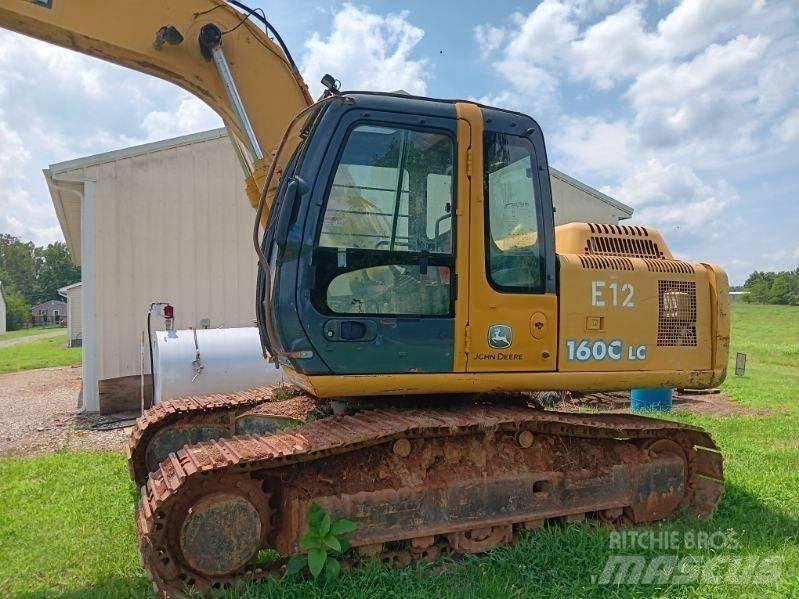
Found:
[0,326,61,342]
[0,334,81,373]
[0,304,797,597]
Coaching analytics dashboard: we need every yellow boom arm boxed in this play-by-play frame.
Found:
[0,0,313,204]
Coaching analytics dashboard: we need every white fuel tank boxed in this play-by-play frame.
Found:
[152,327,283,405]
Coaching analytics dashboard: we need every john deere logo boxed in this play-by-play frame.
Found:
[488,324,512,349]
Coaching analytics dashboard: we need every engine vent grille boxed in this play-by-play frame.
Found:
[644,259,696,274]
[587,223,651,237]
[584,235,665,259]
[657,280,697,347]
[579,255,634,271]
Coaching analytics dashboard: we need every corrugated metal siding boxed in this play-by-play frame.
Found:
[67,285,82,343]
[93,136,256,381]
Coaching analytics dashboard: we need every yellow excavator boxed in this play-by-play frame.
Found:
[0,1,729,595]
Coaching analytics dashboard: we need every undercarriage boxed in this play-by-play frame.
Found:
[129,394,724,596]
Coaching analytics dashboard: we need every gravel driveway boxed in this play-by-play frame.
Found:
[0,366,131,458]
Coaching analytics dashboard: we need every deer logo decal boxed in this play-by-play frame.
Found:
[488,324,513,349]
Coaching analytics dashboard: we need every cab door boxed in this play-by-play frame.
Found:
[457,103,558,372]
[298,108,461,374]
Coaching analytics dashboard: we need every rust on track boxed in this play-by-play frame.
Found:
[127,388,279,486]
[134,401,724,596]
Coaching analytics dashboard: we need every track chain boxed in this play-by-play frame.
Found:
[136,404,724,596]
[126,388,278,486]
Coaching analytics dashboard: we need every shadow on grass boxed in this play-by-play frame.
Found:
[17,578,151,599]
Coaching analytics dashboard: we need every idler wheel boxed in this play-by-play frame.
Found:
[179,492,262,577]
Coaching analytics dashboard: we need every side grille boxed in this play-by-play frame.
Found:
[644,259,695,274]
[657,280,697,347]
[579,255,634,271]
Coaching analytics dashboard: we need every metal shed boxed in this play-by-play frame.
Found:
[0,282,6,334]
[46,130,257,413]
[58,282,82,347]
[46,128,633,413]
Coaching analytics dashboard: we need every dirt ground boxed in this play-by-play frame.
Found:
[0,366,762,459]
[555,389,765,417]
[0,367,131,458]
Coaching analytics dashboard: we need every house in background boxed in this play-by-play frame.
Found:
[30,299,67,327]
[58,282,82,347]
[46,128,634,414]
[0,282,6,334]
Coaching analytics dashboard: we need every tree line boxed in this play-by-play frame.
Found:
[1,234,81,330]
[743,269,799,305]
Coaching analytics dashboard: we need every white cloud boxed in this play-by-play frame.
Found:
[141,94,221,141]
[474,24,506,60]
[774,109,799,144]
[502,1,577,67]
[628,34,769,148]
[480,0,763,97]
[656,0,763,54]
[0,113,39,241]
[552,116,634,176]
[301,4,428,97]
[602,159,736,232]
[569,4,661,89]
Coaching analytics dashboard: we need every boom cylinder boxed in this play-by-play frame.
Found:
[199,23,264,161]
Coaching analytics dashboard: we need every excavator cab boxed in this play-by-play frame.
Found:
[257,94,557,380]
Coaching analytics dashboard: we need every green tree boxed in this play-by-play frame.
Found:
[768,274,792,304]
[4,288,31,331]
[0,234,39,304]
[0,236,80,307]
[743,267,799,306]
[34,242,80,303]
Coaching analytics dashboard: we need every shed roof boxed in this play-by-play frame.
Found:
[58,282,82,296]
[549,167,633,217]
[30,299,67,311]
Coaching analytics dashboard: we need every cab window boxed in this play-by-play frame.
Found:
[315,123,455,316]
[484,132,544,292]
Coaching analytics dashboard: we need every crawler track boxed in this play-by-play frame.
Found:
[127,387,309,486]
[135,403,724,596]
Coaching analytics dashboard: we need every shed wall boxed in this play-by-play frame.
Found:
[91,136,256,382]
[550,175,627,225]
[66,285,82,345]
[0,290,6,334]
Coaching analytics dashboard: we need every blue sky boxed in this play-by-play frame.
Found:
[0,0,797,284]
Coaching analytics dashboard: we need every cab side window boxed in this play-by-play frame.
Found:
[315,124,455,316]
[484,132,544,293]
